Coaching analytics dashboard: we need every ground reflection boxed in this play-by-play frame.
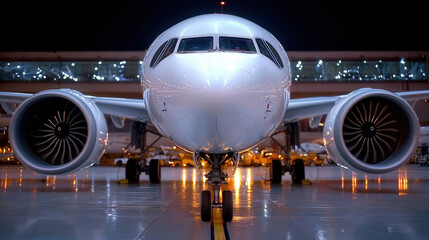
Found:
[0,166,99,193]
[0,165,414,197]
[398,169,408,195]
[338,168,409,195]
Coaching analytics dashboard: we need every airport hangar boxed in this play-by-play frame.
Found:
[1,50,429,240]
[1,50,428,147]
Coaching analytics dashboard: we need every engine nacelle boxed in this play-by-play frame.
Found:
[9,89,108,175]
[323,88,419,174]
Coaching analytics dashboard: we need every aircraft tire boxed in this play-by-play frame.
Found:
[292,159,305,184]
[201,190,211,222]
[222,190,233,222]
[125,159,140,183]
[271,159,282,184]
[149,159,161,184]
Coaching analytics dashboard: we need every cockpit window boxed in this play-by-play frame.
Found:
[150,38,178,68]
[256,38,284,68]
[177,37,214,52]
[219,37,256,53]
[266,41,284,68]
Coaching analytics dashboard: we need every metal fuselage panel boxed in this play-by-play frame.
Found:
[142,14,291,153]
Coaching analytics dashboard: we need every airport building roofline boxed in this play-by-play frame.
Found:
[288,51,429,61]
[0,51,148,61]
[0,50,428,61]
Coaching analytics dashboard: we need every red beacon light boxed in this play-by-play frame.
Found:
[220,1,226,13]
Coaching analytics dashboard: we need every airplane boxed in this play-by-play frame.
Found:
[1,13,429,222]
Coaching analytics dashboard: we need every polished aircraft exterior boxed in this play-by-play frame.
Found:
[142,14,290,153]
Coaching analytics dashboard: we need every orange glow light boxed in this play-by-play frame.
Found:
[365,175,368,190]
[220,1,226,6]
[352,172,357,195]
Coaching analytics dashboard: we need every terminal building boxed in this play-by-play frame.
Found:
[1,51,427,95]
[1,50,428,124]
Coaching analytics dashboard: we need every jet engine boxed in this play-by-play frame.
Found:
[9,89,108,175]
[323,89,420,174]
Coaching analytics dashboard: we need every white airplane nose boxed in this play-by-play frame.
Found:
[177,68,255,93]
[145,53,288,153]
[173,68,255,151]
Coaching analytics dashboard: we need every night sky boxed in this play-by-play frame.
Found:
[1,0,427,52]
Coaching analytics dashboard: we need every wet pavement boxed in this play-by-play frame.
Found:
[1,165,429,240]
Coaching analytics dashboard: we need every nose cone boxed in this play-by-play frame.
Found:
[175,67,257,152]
[176,53,257,92]
[179,68,254,93]
[144,52,289,153]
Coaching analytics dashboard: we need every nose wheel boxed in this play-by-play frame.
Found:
[201,190,212,222]
[196,150,238,222]
[200,189,233,222]
[222,190,233,222]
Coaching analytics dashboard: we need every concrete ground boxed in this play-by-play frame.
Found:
[1,165,429,240]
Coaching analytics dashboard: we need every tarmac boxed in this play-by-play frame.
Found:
[1,164,429,240]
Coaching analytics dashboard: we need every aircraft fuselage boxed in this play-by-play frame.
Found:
[142,14,291,153]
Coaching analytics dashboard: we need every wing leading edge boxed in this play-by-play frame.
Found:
[284,89,429,123]
[0,91,151,123]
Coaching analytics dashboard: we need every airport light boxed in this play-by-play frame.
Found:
[220,1,226,13]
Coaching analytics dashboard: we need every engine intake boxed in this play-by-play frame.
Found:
[9,89,108,175]
[324,89,419,174]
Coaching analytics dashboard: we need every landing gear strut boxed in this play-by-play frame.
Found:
[195,150,238,222]
[126,122,162,184]
[270,158,305,184]
[269,122,305,184]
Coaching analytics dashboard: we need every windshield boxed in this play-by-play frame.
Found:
[177,37,214,52]
[219,37,256,53]
[256,38,283,68]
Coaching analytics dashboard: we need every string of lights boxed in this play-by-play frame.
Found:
[1,59,426,82]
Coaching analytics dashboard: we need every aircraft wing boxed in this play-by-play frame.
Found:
[284,95,344,122]
[284,89,429,123]
[0,91,151,123]
[87,96,150,122]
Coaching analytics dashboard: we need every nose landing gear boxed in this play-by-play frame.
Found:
[195,150,238,222]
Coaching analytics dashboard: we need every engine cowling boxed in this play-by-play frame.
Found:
[323,88,420,174]
[9,89,108,175]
